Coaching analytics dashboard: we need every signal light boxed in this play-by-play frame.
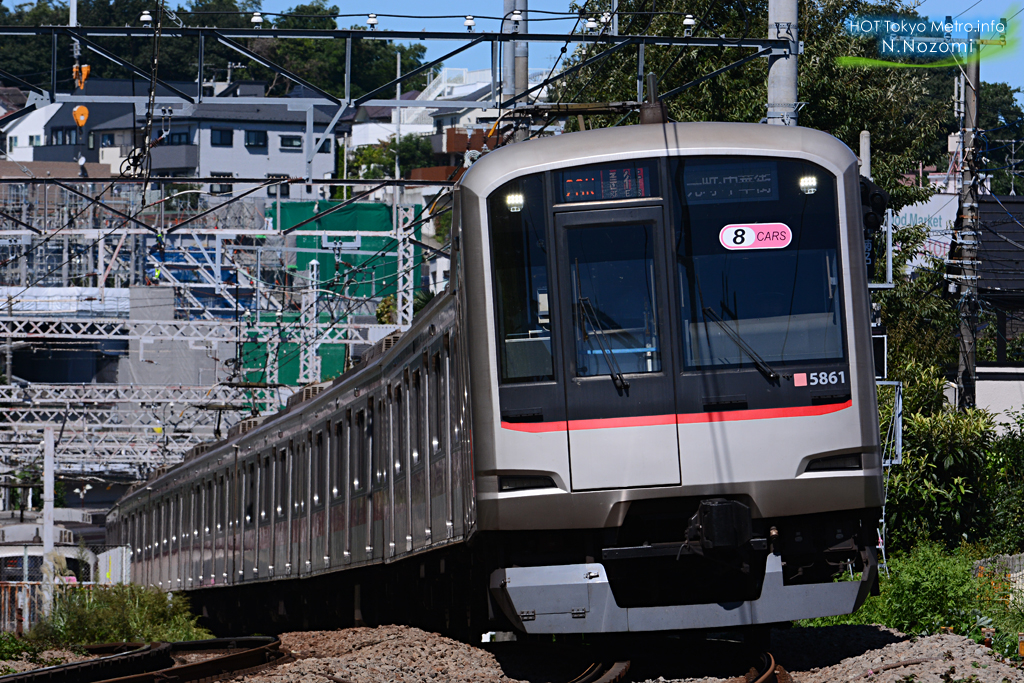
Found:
[860,176,889,279]
[860,176,889,237]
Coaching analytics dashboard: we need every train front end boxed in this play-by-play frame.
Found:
[457,122,882,634]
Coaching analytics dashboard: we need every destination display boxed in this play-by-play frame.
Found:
[558,163,655,203]
[683,161,778,204]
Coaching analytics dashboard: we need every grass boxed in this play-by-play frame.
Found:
[799,541,1024,659]
[0,631,68,671]
[29,584,213,646]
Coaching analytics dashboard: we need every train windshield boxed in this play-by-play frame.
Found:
[489,175,553,384]
[671,156,845,370]
[567,222,661,377]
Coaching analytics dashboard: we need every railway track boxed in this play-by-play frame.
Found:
[568,660,631,683]
[733,651,793,683]
[0,636,290,683]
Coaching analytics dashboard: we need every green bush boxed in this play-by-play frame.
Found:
[983,411,1024,554]
[29,584,212,646]
[0,631,50,664]
[801,542,1024,658]
[882,543,982,635]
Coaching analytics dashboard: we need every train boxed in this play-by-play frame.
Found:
[107,121,883,639]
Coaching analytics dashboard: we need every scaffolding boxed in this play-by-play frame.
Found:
[0,177,438,477]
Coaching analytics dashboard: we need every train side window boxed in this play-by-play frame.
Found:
[218,475,226,532]
[261,456,271,520]
[167,498,174,553]
[224,472,232,530]
[193,486,200,538]
[276,449,287,516]
[246,463,256,523]
[394,387,405,478]
[162,500,168,554]
[300,441,308,512]
[430,352,443,457]
[450,336,462,446]
[333,420,344,498]
[488,174,553,383]
[410,371,421,467]
[205,481,214,535]
[372,400,385,487]
[352,410,366,494]
[313,431,324,506]
[291,443,299,513]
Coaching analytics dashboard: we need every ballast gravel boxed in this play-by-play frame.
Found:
[227,624,1024,683]
[238,625,521,683]
[0,649,95,674]
[646,626,1024,683]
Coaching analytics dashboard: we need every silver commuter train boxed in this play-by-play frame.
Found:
[107,121,882,637]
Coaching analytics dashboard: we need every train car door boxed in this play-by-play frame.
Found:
[555,206,680,490]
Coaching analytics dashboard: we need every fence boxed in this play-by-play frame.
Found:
[0,582,45,634]
[0,545,130,633]
[976,553,1024,596]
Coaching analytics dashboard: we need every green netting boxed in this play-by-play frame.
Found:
[265,201,421,299]
[250,201,422,386]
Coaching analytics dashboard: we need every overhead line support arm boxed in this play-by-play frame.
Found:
[66,29,196,103]
[214,32,342,105]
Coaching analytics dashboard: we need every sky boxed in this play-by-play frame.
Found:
[257,0,1024,106]
[903,0,1024,103]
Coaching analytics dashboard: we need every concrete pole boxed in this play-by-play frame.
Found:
[502,0,516,98]
[396,52,401,182]
[859,131,871,179]
[766,0,798,125]
[43,427,54,612]
[394,52,402,238]
[957,33,981,410]
[513,0,529,142]
[514,0,529,97]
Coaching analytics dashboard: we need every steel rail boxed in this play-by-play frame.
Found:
[568,661,631,683]
[0,637,288,683]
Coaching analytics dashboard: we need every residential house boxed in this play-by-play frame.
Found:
[93,100,340,199]
[0,87,26,117]
[2,102,60,162]
[37,79,201,165]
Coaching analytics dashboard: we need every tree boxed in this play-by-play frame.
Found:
[0,0,429,100]
[243,1,430,98]
[347,134,435,179]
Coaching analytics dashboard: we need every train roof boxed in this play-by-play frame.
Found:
[459,122,858,198]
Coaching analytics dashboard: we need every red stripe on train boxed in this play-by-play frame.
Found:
[500,400,853,433]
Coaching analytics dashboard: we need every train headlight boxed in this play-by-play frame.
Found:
[798,175,818,195]
[506,192,525,213]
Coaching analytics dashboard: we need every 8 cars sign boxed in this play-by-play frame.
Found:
[719,223,793,250]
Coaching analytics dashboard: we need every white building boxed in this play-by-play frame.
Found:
[2,102,61,162]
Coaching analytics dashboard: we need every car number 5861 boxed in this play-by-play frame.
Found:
[808,371,845,385]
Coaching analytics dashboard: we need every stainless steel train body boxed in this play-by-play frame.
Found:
[108,122,882,636]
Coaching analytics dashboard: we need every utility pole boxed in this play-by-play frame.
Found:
[957,32,981,410]
[514,0,529,142]
[766,0,799,125]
